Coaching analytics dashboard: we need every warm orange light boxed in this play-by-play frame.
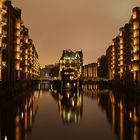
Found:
[133,64,139,71]
[120,55,123,60]
[120,67,123,73]
[133,54,139,61]
[120,38,123,44]
[15,45,20,52]
[120,45,123,49]
[16,19,21,29]
[25,49,28,54]
[133,21,139,30]
[133,46,139,53]
[16,30,20,36]
[16,63,20,70]
[24,36,28,43]
[120,50,123,55]
[16,53,20,60]
[120,61,123,66]
[119,31,122,36]
[133,30,139,37]
[132,11,137,19]
[16,38,20,45]
[134,38,139,45]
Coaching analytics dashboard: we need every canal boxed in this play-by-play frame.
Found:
[0,81,140,140]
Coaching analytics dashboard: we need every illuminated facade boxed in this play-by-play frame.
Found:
[0,0,40,87]
[20,26,40,81]
[131,7,140,87]
[112,37,120,79]
[59,50,83,81]
[82,63,97,78]
[105,7,140,88]
[119,24,132,83]
[106,46,113,79]
[97,55,108,78]
[0,0,7,81]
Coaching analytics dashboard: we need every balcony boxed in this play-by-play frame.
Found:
[2,30,7,38]
[0,16,7,26]
[0,5,7,14]
[0,43,6,52]
[0,30,7,38]
[1,43,6,50]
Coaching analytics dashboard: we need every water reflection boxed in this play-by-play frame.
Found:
[0,81,140,140]
[50,81,83,124]
[0,90,40,140]
[82,82,140,140]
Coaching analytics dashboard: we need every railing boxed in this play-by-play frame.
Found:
[82,77,110,82]
[2,30,7,37]
[2,5,7,12]
[0,17,7,25]
[0,5,7,14]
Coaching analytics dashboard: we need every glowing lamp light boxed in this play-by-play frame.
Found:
[4,136,7,140]
[129,112,132,119]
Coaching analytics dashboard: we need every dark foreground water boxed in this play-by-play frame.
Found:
[0,82,140,140]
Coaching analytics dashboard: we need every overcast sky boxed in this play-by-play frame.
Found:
[13,0,140,66]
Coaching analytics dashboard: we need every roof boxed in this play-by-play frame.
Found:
[61,50,82,60]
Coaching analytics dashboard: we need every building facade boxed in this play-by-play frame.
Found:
[0,0,40,87]
[104,7,140,88]
[131,7,140,87]
[97,55,108,78]
[0,0,7,81]
[82,63,97,78]
[59,50,83,81]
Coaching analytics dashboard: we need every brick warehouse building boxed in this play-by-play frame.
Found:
[0,0,40,88]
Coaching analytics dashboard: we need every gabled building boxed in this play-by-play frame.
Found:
[59,50,83,81]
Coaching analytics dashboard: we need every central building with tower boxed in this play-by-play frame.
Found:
[59,50,83,81]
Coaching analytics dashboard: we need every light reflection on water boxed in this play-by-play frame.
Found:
[0,81,140,140]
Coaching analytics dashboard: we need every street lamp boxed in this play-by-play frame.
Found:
[0,61,7,70]
[0,42,7,70]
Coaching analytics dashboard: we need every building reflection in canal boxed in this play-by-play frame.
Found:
[50,81,83,124]
[82,82,140,140]
[0,81,140,140]
[0,90,40,140]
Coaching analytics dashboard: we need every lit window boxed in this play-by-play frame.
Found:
[134,38,139,45]
[120,55,123,60]
[133,54,139,61]
[132,11,137,19]
[120,50,123,55]
[133,21,139,30]
[120,38,123,44]
[16,19,21,29]
[133,30,139,37]
[133,46,139,53]
[120,45,123,49]
[133,64,139,71]
[120,61,123,66]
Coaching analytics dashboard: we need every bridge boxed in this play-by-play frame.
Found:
[40,76,111,83]
[40,77,60,83]
[82,77,111,82]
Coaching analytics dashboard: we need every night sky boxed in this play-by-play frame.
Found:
[13,0,140,66]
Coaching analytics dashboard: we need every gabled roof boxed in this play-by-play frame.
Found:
[61,49,82,60]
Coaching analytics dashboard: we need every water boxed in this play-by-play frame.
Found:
[0,82,140,140]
